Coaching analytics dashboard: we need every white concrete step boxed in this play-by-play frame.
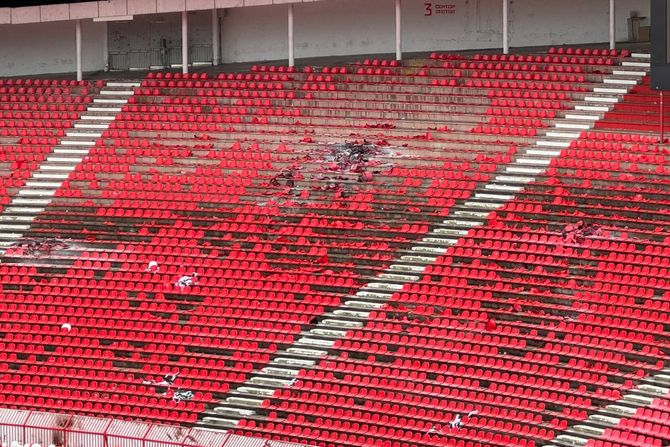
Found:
[236,386,274,397]
[4,207,44,214]
[399,255,437,264]
[80,115,117,121]
[333,309,370,320]
[364,282,404,291]
[494,175,535,183]
[212,406,256,417]
[273,356,315,367]
[442,218,483,227]
[433,227,469,236]
[25,181,61,188]
[0,215,35,222]
[593,87,627,94]
[261,367,299,377]
[46,157,83,163]
[588,414,620,426]
[354,290,392,300]
[106,81,141,88]
[555,122,593,130]
[200,417,238,427]
[484,183,523,192]
[546,131,581,138]
[11,198,50,205]
[463,201,502,209]
[536,140,570,148]
[0,223,30,231]
[308,328,347,338]
[53,148,90,155]
[612,69,646,76]
[100,90,134,95]
[565,113,600,121]
[621,393,654,406]
[378,272,420,281]
[505,166,543,174]
[17,189,56,196]
[575,105,609,112]
[74,123,109,129]
[652,374,670,384]
[572,425,605,437]
[622,61,650,68]
[41,164,78,170]
[410,245,448,255]
[320,317,364,327]
[584,96,618,103]
[342,301,383,311]
[389,263,427,273]
[603,404,637,416]
[60,140,95,146]
[516,158,551,165]
[554,434,587,447]
[0,232,23,239]
[66,131,102,138]
[33,172,68,180]
[87,107,121,113]
[453,210,489,218]
[474,192,514,201]
[637,384,669,396]
[248,377,292,388]
[421,237,458,245]
[526,149,562,157]
[225,396,263,407]
[603,78,637,85]
[295,337,335,348]
[93,98,128,104]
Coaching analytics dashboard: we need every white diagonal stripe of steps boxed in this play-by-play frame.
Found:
[0,81,137,256]
[198,54,649,431]
[547,368,670,447]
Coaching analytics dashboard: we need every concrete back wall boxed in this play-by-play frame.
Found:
[220,0,649,63]
[109,10,214,53]
[0,19,104,76]
[0,0,650,76]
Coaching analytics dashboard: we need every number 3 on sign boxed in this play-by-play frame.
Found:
[425,2,433,16]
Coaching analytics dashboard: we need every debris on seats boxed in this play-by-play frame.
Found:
[5,237,69,257]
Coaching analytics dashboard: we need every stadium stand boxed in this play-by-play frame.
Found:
[0,41,666,447]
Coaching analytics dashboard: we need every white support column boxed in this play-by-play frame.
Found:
[102,21,109,72]
[609,0,616,50]
[212,8,219,66]
[395,0,402,61]
[502,0,509,54]
[181,10,189,74]
[288,3,295,67]
[75,19,82,81]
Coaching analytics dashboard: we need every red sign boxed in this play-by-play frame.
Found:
[424,2,457,16]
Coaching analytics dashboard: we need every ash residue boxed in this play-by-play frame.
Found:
[328,140,387,173]
[5,237,70,257]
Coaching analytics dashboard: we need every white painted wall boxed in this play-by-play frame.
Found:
[220,0,650,64]
[109,10,215,52]
[508,0,649,48]
[220,5,288,63]
[0,19,105,76]
[0,0,651,75]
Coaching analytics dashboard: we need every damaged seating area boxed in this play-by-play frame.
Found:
[0,47,665,447]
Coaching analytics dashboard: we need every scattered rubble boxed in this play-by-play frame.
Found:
[5,237,69,257]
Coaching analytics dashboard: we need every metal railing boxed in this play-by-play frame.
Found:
[0,408,305,447]
[109,45,213,71]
